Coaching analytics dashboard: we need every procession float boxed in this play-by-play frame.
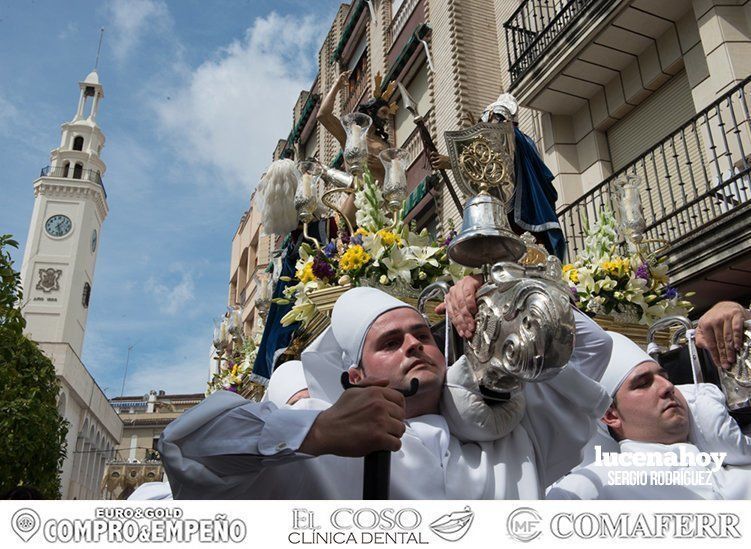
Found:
[208,78,698,401]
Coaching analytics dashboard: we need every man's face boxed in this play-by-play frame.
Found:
[376,105,391,121]
[603,360,690,444]
[350,308,446,415]
[287,389,310,406]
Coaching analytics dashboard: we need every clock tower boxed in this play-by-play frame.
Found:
[20,69,108,358]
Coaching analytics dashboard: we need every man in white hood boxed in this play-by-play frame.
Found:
[547,327,751,500]
[160,287,611,499]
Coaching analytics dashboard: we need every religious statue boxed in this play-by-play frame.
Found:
[428,93,565,260]
[316,71,399,185]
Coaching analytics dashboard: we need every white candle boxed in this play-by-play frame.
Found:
[351,124,362,145]
[301,173,313,198]
[393,158,407,189]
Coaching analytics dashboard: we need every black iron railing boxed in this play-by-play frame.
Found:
[40,165,106,197]
[504,0,604,85]
[558,75,751,261]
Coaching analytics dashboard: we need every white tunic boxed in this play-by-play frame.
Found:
[547,383,751,499]
[127,481,173,500]
[159,312,611,499]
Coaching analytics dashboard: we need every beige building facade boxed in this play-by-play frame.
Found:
[278,0,542,235]
[230,0,751,324]
[228,190,276,336]
[104,390,204,499]
[504,0,751,311]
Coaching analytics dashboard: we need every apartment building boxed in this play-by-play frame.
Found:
[505,0,751,311]
[231,0,751,323]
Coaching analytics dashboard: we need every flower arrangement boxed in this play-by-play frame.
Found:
[563,209,693,325]
[206,309,263,395]
[276,171,473,327]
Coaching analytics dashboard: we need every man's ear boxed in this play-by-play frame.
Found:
[601,404,622,431]
[348,366,364,385]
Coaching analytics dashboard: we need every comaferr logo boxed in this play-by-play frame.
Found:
[507,507,542,542]
[550,513,741,539]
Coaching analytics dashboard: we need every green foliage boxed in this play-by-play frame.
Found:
[0,235,68,498]
[0,235,26,335]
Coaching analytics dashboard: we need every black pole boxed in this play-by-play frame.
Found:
[341,374,418,500]
[363,452,391,500]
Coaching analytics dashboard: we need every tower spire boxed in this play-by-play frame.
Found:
[94,28,104,71]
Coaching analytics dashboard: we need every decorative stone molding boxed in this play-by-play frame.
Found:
[34,178,109,222]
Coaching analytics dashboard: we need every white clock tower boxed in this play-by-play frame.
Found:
[20,69,108,357]
[19,68,122,499]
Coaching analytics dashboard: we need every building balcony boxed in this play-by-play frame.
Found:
[387,0,423,59]
[40,165,107,197]
[558,76,751,310]
[503,0,694,113]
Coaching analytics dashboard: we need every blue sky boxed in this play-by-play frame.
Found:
[0,0,342,397]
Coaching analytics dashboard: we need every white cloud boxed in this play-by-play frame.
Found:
[0,93,19,131]
[107,0,171,63]
[154,12,326,193]
[58,22,79,40]
[120,333,212,395]
[146,268,195,315]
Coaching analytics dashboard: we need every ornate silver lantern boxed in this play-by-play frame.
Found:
[444,122,526,266]
[720,319,751,412]
[424,119,576,398]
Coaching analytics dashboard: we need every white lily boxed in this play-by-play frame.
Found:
[403,228,432,247]
[405,245,442,268]
[362,232,387,263]
[382,246,420,284]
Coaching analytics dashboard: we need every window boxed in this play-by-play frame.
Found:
[82,282,91,308]
[395,64,429,146]
[73,136,84,151]
[73,163,83,179]
[62,162,70,178]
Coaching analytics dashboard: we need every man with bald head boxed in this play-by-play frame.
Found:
[161,287,612,499]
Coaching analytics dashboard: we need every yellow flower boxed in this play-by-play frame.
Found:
[354,228,370,237]
[600,257,630,277]
[296,262,316,283]
[376,229,401,247]
[563,264,579,283]
[340,245,371,271]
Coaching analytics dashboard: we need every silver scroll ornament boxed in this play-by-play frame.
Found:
[435,120,575,398]
[464,260,575,395]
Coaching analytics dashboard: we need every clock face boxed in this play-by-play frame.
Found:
[91,229,98,252]
[45,214,72,238]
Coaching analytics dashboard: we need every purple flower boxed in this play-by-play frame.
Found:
[340,233,351,245]
[569,285,579,302]
[350,234,363,246]
[442,230,457,247]
[663,286,678,300]
[636,263,650,281]
[312,255,336,280]
[225,386,238,393]
[323,241,337,258]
